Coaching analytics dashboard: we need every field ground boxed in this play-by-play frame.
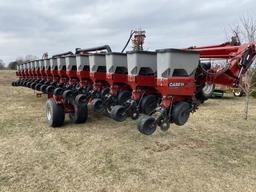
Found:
[0,70,256,192]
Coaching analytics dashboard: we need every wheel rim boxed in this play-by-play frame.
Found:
[234,91,241,96]
[202,83,214,95]
[143,119,156,135]
[113,107,127,121]
[46,104,52,121]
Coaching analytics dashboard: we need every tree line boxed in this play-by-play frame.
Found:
[0,55,38,70]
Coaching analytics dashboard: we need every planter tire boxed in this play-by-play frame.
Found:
[137,115,157,135]
[45,98,65,127]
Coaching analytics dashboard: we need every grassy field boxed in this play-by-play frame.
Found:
[0,70,256,192]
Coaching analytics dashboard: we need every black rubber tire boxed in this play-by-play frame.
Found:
[46,85,55,95]
[35,83,42,91]
[53,88,64,96]
[19,81,23,86]
[75,94,87,104]
[31,82,37,89]
[110,105,127,122]
[140,95,158,115]
[118,90,132,104]
[21,81,27,86]
[25,81,30,87]
[40,84,48,93]
[63,90,73,101]
[39,80,45,84]
[17,81,22,86]
[172,102,191,126]
[101,87,110,99]
[45,98,65,127]
[92,98,104,113]
[69,103,88,124]
[137,115,157,135]
[28,81,34,88]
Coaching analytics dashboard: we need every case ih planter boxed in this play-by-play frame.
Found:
[89,53,131,115]
[93,52,132,115]
[11,37,256,135]
[110,51,160,122]
[45,45,112,127]
[137,49,200,135]
[136,43,256,135]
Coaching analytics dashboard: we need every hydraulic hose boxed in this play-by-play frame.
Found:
[121,31,135,53]
[52,52,74,58]
[76,45,112,54]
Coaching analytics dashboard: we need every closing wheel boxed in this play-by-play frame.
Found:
[160,120,170,132]
[45,98,65,127]
[172,102,191,126]
[137,115,157,135]
[140,95,158,115]
[157,115,170,132]
[69,103,88,124]
[92,98,104,113]
[110,105,128,122]
[118,90,132,104]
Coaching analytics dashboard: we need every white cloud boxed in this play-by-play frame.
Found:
[0,0,255,65]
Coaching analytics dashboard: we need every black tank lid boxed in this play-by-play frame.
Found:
[156,48,199,54]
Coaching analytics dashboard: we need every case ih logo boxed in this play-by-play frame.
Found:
[169,82,185,87]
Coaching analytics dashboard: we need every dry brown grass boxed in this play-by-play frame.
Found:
[0,70,256,192]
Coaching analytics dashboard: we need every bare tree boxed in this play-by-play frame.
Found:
[0,59,6,70]
[25,55,38,61]
[8,55,38,70]
[232,15,256,120]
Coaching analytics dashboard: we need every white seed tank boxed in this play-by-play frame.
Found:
[127,51,157,76]
[156,49,199,79]
[106,53,127,74]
